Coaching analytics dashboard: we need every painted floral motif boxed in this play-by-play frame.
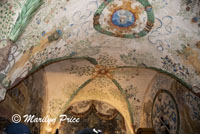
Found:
[0,0,199,95]
[67,64,95,76]
[120,49,157,66]
[150,74,172,100]
[48,99,65,118]
[185,92,200,120]
[57,55,117,78]
[0,1,16,47]
[177,0,200,27]
[0,40,12,71]
[70,39,101,57]
[124,85,140,103]
[92,65,115,79]
[152,89,180,134]
[161,55,195,80]
[97,54,117,67]
[0,1,200,133]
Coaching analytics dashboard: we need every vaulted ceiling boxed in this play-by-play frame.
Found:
[0,0,200,100]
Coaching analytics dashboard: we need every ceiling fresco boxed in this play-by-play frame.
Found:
[36,59,160,133]
[16,59,199,134]
[94,0,154,38]
[0,0,200,100]
[0,0,26,47]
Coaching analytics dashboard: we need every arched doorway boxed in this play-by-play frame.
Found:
[58,100,126,134]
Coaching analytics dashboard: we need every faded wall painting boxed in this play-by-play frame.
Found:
[0,0,200,134]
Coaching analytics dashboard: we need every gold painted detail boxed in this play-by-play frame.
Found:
[92,65,116,79]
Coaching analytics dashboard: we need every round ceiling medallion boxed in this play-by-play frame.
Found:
[93,0,155,38]
[111,10,135,27]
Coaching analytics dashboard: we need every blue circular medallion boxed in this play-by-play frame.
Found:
[111,10,135,27]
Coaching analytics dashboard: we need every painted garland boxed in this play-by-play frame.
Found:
[9,0,43,42]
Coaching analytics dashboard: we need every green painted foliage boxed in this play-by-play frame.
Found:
[0,2,15,47]
[9,0,43,42]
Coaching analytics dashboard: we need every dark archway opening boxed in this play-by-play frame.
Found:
[59,100,126,134]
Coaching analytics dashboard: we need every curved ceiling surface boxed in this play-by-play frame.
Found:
[0,0,200,99]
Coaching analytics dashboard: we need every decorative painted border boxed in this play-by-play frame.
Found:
[2,57,196,96]
[2,56,98,89]
[117,66,193,93]
[151,89,180,134]
[52,78,135,133]
[93,0,154,38]
[9,0,43,42]
[112,79,135,133]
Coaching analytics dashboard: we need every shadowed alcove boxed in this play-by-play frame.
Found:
[59,100,126,134]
